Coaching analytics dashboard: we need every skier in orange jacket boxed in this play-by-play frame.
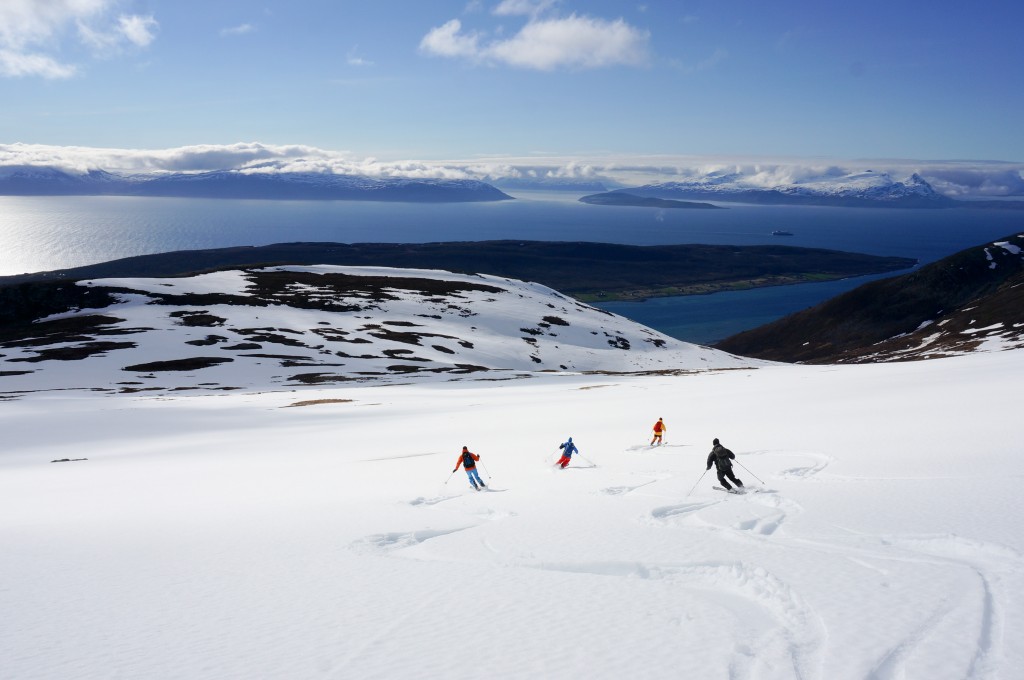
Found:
[454,446,486,490]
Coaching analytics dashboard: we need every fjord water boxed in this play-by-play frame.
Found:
[1,193,1019,342]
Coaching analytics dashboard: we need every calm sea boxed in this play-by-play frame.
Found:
[1,192,1019,343]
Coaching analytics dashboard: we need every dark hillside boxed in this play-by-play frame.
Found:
[0,241,915,304]
[715,233,1024,363]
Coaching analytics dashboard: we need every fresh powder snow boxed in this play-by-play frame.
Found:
[1,267,1021,679]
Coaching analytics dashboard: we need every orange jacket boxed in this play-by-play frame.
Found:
[455,450,480,470]
[653,420,666,433]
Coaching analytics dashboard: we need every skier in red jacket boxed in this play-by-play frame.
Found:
[650,418,666,446]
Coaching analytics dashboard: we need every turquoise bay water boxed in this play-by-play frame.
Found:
[0,192,1019,342]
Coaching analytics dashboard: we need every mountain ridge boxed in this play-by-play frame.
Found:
[0,165,512,202]
[595,171,1024,209]
[0,240,916,303]
[714,232,1024,362]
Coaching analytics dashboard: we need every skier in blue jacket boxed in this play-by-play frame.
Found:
[556,437,578,468]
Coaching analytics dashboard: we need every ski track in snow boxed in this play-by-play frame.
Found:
[355,448,832,676]
[514,559,827,680]
[4,345,1023,680]
[763,450,834,480]
[871,534,1018,680]
[379,444,1019,679]
[349,526,475,554]
[762,528,1021,680]
[600,477,667,496]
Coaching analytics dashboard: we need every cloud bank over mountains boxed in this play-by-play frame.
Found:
[2,142,1023,199]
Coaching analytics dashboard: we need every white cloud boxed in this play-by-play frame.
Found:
[0,142,333,175]
[920,165,1024,198]
[421,13,649,70]
[0,1,157,78]
[117,15,157,47]
[220,23,255,37]
[493,0,558,17]
[0,48,78,79]
[79,13,158,53]
[0,0,104,50]
[488,14,648,70]
[346,46,373,67]
[420,19,481,59]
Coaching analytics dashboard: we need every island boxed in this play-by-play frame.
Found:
[579,192,722,209]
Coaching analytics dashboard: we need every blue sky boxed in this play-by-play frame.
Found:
[1,0,1022,164]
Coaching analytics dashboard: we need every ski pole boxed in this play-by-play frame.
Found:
[576,454,596,467]
[444,470,455,485]
[735,459,764,485]
[480,460,492,478]
[686,469,709,497]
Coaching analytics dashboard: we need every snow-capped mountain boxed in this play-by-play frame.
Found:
[136,169,511,201]
[0,266,761,396]
[0,165,512,202]
[0,165,129,193]
[615,170,956,207]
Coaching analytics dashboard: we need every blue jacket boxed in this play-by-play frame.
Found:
[559,439,578,457]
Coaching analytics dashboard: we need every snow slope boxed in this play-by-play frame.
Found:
[0,266,758,396]
[2,342,1022,678]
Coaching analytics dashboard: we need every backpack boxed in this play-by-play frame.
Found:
[462,451,475,468]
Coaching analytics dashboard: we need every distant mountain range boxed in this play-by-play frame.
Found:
[715,233,1024,362]
[7,164,1024,208]
[0,165,512,202]
[595,171,1024,209]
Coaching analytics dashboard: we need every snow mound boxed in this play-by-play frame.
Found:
[0,265,762,396]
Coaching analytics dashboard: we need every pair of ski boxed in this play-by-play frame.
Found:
[713,486,763,495]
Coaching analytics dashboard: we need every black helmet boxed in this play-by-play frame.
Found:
[712,438,720,446]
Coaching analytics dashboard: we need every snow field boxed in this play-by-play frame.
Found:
[2,350,1023,679]
[2,266,760,396]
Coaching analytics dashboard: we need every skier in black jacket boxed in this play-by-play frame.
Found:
[706,438,744,491]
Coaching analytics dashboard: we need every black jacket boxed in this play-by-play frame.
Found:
[706,444,735,472]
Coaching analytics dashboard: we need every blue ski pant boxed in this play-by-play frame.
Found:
[466,467,483,486]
